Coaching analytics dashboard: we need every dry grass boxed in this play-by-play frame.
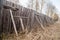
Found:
[2,19,60,40]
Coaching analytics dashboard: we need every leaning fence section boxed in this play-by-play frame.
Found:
[0,0,55,34]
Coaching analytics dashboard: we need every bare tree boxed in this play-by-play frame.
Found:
[40,0,45,13]
[27,0,34,9]
[27,0,40,11]
[27,0,48,13]
[46,3,54,17]
[46,2,58,21]
[35,0,39,11]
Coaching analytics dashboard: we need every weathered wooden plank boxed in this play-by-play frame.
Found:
[10,9,18,36]
[0,1,3,39]
[31,10,35,27]
[14,16,29,18]
[19,18,25,31]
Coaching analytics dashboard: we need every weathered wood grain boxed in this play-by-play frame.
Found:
[0,0,56,34]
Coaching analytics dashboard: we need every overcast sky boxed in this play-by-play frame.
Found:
[50,0,60,12]
[19,0,28,7]
[50,0,60,16]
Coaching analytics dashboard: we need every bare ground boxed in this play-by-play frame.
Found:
[2,19,60,40]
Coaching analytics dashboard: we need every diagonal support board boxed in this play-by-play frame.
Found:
[19,18,24,31]
[13,16,25,31]
[35,15,45,30]
[10,9,18,37]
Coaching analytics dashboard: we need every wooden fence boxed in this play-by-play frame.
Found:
[0,0,55,34]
